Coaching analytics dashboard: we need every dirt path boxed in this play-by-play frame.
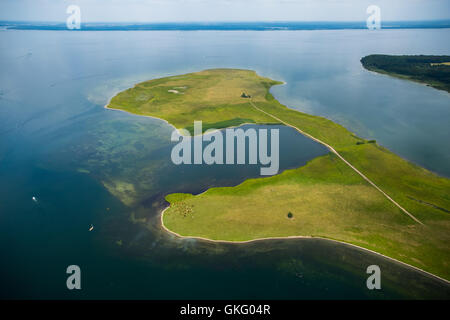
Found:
[248,100,424,225]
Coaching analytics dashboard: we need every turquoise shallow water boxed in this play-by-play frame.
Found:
[0,29,449,299]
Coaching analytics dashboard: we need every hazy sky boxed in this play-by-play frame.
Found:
[1,0,449,22]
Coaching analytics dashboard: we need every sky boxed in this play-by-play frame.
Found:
[0,0,449,23]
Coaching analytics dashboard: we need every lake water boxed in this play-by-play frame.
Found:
[0,29,449,299]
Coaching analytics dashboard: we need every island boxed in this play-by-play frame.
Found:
[107,68,450,281]
[361,54,450,93]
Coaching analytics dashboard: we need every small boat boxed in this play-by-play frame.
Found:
[32,196,37,202]
[88,224,94,232]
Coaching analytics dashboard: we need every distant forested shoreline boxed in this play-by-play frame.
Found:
[361,54,450,93]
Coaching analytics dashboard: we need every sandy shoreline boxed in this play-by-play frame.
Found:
[159,206,450,286]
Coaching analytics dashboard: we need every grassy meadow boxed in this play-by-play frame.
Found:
[108,69,278,133]
[108,69,450,279]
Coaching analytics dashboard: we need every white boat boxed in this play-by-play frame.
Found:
[89,224,94,232]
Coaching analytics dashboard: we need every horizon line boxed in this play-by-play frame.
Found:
[2,19,450,24]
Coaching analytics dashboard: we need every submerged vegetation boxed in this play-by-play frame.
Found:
[361,54,450,92]
[108,69,450,280]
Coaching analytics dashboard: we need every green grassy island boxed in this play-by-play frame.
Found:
[107,69,450,280]
[361,54,450,93]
